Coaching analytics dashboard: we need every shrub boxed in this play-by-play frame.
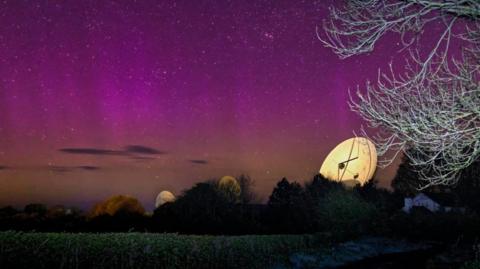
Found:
[316,190,378,236]
[89,195,145,218]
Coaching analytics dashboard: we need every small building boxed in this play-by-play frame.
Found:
[402,193,464,213]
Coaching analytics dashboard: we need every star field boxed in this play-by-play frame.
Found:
[0,0,453,209]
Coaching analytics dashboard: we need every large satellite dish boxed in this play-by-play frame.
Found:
[155,190,176,208]
[319,137,377,186]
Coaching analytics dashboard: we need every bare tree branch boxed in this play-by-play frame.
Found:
[320,0,480,188]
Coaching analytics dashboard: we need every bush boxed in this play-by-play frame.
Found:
[153,182,234,234]
[316,190,378,236]
[89,195,145,218]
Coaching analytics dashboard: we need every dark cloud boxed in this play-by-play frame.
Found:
[47,165,101,173]
[59,145,165,157]
[60,148,124,155]
[189,159,208,165]
[125,145,164,155]
[131,156,157,161]
[77,166,100,171]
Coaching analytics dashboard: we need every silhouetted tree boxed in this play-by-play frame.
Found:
[0,206,17,218]
[237,174,258,204]
[24,203,47,216]
[305,174,343,202]
[355,179,403,214]
[0,206,19,231]
[451,158,480,213]
[391,154,423,197]
[152,201,178,232]
[268,178,302,206]
[153,178,266,234]
[155,182,234,234]
[392,151,480,215]
[267,178,310,233]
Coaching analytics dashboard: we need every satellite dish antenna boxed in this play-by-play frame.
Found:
[218,176,241,197]
[319,137,377,186]
[155,191,176,208]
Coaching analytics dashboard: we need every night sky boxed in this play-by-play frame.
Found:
[0,0,456,210]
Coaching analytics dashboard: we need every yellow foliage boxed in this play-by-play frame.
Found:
[89,195,145,218]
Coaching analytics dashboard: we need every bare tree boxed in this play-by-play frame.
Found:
[319,0,480,188]
[237,174,259,204]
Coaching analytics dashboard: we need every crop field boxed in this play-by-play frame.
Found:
[0,231,324,269]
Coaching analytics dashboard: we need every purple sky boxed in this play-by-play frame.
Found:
[0,0,459,210]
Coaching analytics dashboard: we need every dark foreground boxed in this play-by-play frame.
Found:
[0,232,475,269]
[0,231,321,269]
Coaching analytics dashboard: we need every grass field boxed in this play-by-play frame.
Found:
[0,231,326,269]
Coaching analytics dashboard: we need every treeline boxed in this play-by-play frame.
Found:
[151,174,401,235]
[0,174,397,236]
[1,172,480,241]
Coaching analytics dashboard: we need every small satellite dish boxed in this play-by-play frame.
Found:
[218,176,241,197]
[155,190,176,208]
[319,137,377,186]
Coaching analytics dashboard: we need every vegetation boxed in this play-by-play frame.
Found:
[391,152,424,197]
[153,182,243,234]
[90,195,145,219]
[321,0,480,187]
[2,167,480,267]
[393,154,480,214]
[0,231,325,269]
[1,169,479,243]
[266,178,310,233]
[316,190,378,237]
